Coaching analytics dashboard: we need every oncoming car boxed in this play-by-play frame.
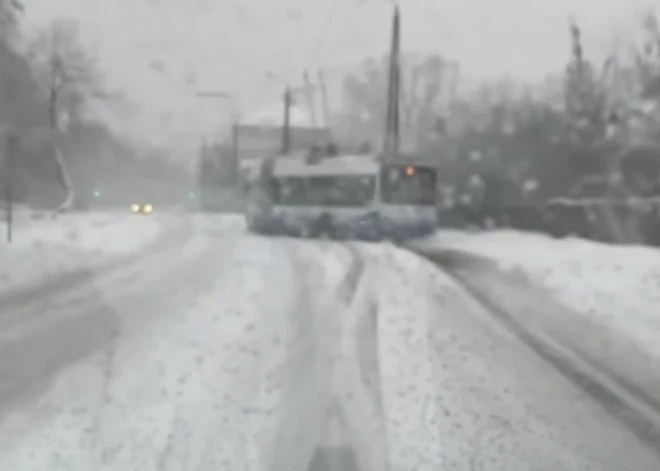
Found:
[131,203,154,215]
[244,151,438,240]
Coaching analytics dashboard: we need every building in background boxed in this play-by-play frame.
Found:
[196,100,332,210]
[234,101,332,177]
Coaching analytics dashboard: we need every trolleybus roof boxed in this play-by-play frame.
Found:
[270,153,436,178]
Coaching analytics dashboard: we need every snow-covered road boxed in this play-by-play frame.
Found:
[0,210,187,296]
[0,216,659,470]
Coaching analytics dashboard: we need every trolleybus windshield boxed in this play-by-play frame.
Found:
[380,164,437,206]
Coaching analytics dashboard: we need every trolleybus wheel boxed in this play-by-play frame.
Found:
[310,213,336,239]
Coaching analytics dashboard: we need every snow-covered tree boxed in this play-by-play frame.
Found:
[28,19,108,210]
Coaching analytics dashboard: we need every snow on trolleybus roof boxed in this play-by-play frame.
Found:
[270,153,437,177]
[271,153,381,177]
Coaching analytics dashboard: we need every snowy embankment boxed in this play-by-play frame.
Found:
[0,231,658,470]
[415,229,660,414]
[0,211,175,295]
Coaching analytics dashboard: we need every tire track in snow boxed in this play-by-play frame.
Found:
[341,245,384,415]
[418,247,660,455]
[335,243,368,307]
[326,242,393,471]
[281,240,383,471]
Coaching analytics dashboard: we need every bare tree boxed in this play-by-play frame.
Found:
[562,21,620,177]
[0,0,35,128]
[631,11,660,147]
[611,11,660,190]
[28,19,108,211]
[340,52,458,149]
[637,12,660,100]
[0,0,23,36]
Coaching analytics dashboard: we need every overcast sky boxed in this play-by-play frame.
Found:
[22,0,658,153]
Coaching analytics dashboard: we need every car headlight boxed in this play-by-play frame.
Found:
[131,204,140,213]
[143,204,153,213]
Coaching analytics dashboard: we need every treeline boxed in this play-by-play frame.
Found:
[339,12,660,204]
[0,2,188,210]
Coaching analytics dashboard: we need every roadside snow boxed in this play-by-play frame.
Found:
[190,213,246,234]
[0,212,170,295]
[418,230,660,337]
[415,229,660,408]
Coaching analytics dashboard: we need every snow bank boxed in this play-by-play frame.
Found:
[415,230,660,413]
[418,230,660,337]
[0,212,172,295]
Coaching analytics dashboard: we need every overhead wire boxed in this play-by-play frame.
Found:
[303,0,348,68]
[154,0,198,88]
[174,1,238,122]
[278,0,357,117]
[305,0,372,125]
[150,0,234,142]
[136,1,374,132]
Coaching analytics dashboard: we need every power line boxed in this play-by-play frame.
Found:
[303,0,348,68]
[153,0,197,87]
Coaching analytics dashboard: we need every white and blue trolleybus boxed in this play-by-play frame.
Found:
[244,150,438,241]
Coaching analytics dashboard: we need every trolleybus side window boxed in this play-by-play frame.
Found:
[380,164,437,205]
[272,175,376,207]
[272,177,306,204]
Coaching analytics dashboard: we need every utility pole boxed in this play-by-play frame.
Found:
[282,87,292,154]
[230,121,239,179]
[4,133,18,243]
[383,6,401,161]
[264,71,323,152]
